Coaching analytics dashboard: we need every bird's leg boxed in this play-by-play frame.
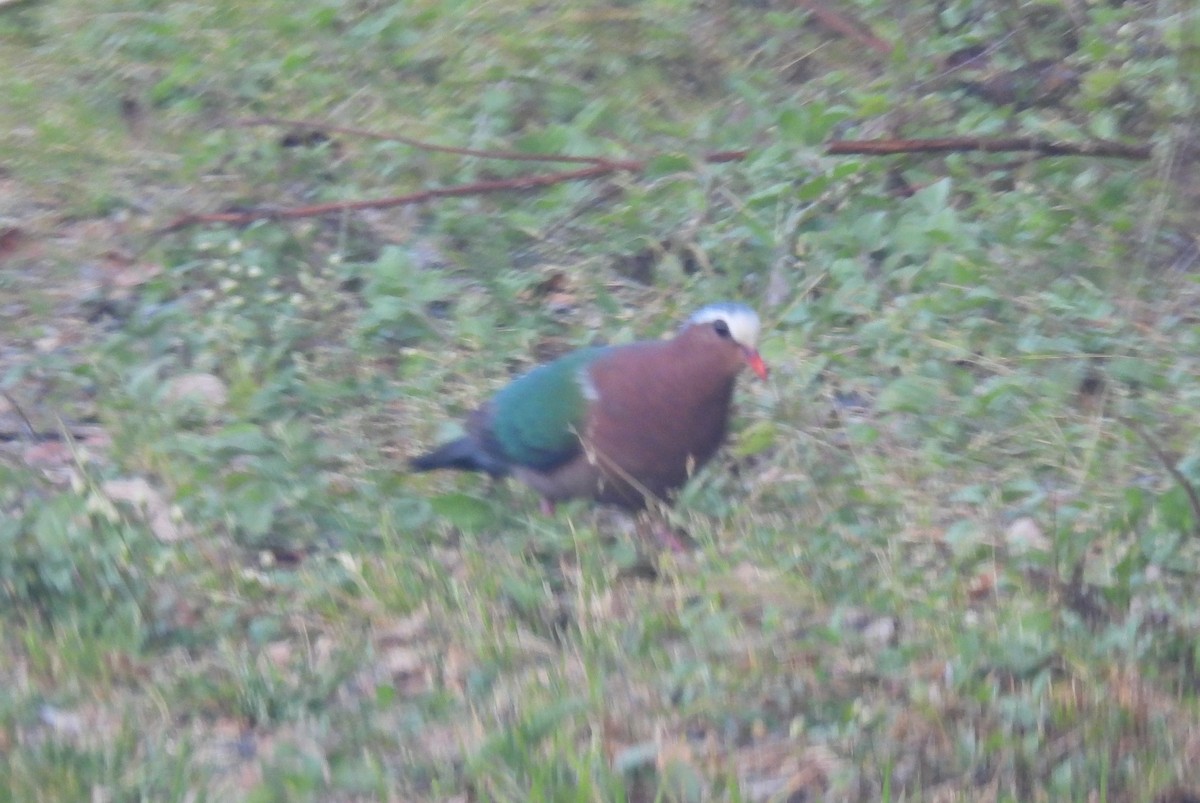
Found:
[540,497,556,516]
[653,519,689,553]
[637,508,693,553]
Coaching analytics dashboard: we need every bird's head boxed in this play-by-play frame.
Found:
[684,303,769,380]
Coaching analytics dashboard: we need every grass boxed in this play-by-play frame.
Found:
[2,0,1200,800]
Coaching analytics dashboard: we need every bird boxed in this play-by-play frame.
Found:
[410,302,769,516]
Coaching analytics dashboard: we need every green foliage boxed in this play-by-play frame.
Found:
[2,718,199,802]
[0,481,157,632]
[354,245,449,346]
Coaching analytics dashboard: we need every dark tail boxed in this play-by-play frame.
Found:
[410,437,510,478]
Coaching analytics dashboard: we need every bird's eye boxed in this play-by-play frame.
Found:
[713,319,731,338]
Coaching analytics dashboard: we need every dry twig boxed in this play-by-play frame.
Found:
[1124,418,1200,536]
[792,0,892,57]
[826,136,1152,160]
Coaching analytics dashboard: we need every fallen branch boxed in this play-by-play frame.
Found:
[793,0,892,57]
[826,136,1152,160]
[159,150,748,232]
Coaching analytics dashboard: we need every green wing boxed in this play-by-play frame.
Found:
[489,346,608,471]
